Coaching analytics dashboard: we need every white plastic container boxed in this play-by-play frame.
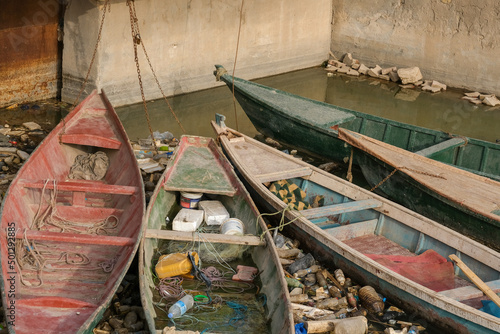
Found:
[172,208,204,232]
[198,200,230,225]
[220,218,245,236]
[180,192,203,209]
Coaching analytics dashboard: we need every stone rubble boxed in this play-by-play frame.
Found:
[325,51,500,105]
[0,122,45,201]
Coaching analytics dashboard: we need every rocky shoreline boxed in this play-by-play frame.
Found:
[326,52,500,108]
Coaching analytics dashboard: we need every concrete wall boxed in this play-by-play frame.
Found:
[62,0,332,106]
[0,0,62,107]
[330,0,500,96]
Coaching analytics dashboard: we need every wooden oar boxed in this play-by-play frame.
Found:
[449,254,500,308]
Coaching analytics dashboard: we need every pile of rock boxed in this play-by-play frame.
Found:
[93,274,149,334]
[462,92,500,107]
[0,121,45,200]
[325,53,447,93]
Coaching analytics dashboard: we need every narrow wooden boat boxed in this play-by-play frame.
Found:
[0,90,145,333]
[214,65,500,182]
[138,135,293,333]
[337,128,500,251]
[212,115,500,334]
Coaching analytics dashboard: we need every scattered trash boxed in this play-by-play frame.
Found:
[198,200,230,225]
[180,191,203,209]
[273,231,427,333]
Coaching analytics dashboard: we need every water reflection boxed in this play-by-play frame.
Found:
[117,67,499,144]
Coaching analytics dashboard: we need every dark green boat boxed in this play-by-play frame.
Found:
[214,65,500,182]
[338,128,500,252]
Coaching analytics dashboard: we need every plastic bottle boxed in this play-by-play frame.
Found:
[328,286,342,299]
[358,286,384,316]
[167,294,194,318]
[288,253,315,274]
[316,296,348,311]
[408,325,419,334]
[346,292,357,308]
[285,276,304,289]
[334,269,346,286]
[316,271,328,289]
[304,273,317,286]
[290,294,310,303]
[293,264,321,278]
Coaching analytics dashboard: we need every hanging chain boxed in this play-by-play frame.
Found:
[132,2,185,134]
[231,0,245,131]
[127,0,185,149]
[370,166,446,192]
[127,0,158,154]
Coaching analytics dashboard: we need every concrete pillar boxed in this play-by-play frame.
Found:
[62,0,332,107]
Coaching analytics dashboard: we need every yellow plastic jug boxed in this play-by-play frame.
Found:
[155,252,199,279]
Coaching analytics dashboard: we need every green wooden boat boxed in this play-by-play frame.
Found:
[138,135,294,333]
[214,65,500,182]
[338,128,500,252]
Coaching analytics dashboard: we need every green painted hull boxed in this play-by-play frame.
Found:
[214,65,500,181]
[356,150,500,251]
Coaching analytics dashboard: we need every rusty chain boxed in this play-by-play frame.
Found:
[127,0,158,154]
[127,0,185,147]
[370,166,446,192]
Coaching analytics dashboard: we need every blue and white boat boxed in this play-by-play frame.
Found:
[212,115,500,334]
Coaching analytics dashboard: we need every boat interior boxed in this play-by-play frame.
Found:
[141,136,289,333]
[270,172,500,311]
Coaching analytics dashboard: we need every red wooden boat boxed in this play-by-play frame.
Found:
[0,90,145,333]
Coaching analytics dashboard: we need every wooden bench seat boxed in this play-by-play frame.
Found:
[414,137,466,158]
[15,229,135,246]
[322,218,378,238]
[145,229,266,246]
[256,167,312,183]
[440,279,500,302]
[20,179,137,196]
[300,198,382,219]
[59,133,121,149]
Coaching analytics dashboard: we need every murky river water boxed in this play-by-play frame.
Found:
[116,66,499,144]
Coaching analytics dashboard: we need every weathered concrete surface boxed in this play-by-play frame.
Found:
[0,0,62,108]
[62,0,332,106]
[330,0,500,96]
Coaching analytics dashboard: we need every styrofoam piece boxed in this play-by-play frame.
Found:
[172,208,204,232]
[198,200,230,225]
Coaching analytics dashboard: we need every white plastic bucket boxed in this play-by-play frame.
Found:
[220,218,245,236]
[180,192,203,209]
